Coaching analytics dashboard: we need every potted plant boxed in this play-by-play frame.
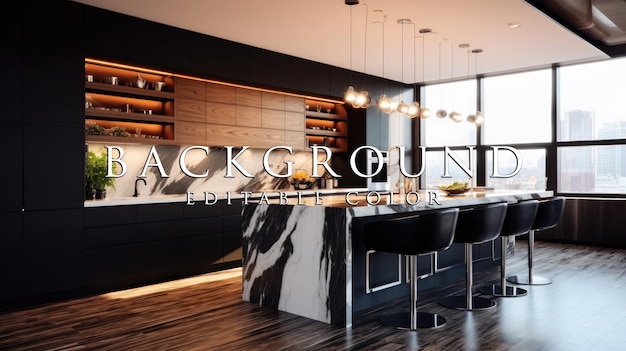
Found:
[85,151,116,200]
[290,170,314,190]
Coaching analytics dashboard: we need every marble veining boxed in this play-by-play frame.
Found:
[242,204,347,325]
[241,190,553,327]
[87,143,319,199]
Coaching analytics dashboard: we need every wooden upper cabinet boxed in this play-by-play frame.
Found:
[285,96,305,112]
[176,120,206,145]
[262,92,285,110]
[206,124,284,149]
[286,131,306,150]
[236,88,262,107]
[262,109,285,130]
[236,106,262,128]
[206,82,236,104]
[175,77,205,100]
[175,98,206,123]
[206,101,236,125]
[285,111,305,131]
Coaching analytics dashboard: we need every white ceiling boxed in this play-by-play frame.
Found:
[73,0,608,84]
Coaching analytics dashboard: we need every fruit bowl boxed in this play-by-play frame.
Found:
[438,182,470,195]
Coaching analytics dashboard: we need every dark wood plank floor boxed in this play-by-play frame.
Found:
[1,241,625,351]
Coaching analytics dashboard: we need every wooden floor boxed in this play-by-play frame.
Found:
[1,241,625,351]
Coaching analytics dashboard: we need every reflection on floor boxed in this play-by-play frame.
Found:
[0,241,624,350]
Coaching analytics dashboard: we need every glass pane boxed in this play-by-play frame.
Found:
[558,57,626,142]
[483,69,552,144]
[558,145,626,193]
[422,80,477,147]
[486,148,546,190]
[423,149,473,189]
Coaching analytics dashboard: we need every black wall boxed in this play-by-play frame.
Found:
[0,0,407,311]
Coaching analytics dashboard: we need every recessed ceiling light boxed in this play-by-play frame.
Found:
[419,28,433,34]
[508,22,522,29]
[471,49,483,54]
[459,43,470,49]
[397,19,412,25]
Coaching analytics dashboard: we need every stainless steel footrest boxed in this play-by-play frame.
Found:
[507,275,552,285]
[380,311,446,330]
[477,284,528,297]
[438,295,496,310]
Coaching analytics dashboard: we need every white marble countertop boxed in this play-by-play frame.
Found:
[243,189,554,217]
[83,188,369,207]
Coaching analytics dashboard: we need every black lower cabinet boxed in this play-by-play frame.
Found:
[23,209,84,296]
[0,212,24,301]
[223,231,243,263]
[82,200,243,297]
[138,238,186,283]
[85,245,136,291]
[183,233,224,275]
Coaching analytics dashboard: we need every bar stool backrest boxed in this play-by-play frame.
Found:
[500,200,539,237]
[532,196,566,231]
[364,208,460,256]
[454,202,508,244]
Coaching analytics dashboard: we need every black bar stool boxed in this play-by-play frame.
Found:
[507,196,565,285]
[438,202,508,310]
[364,208,459,330]
[478,200,539,297]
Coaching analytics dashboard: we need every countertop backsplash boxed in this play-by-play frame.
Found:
[87,143,328,199]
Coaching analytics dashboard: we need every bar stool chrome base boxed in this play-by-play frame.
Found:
[438,295,496,310]
[507,275,552,285]
[380,311,446,330]
[478,284,528,297]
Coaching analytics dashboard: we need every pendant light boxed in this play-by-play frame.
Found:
[467,48,484,126]
[343,2,369,108]
[417,28,431,119]
[448,43,468,122]
[396,18,414,117]
[377,14,395,114]
[435,41,448,118]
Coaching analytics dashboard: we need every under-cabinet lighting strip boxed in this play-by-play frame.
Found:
[86,58,344,104]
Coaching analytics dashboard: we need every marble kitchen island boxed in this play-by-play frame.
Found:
[241,189,553,327]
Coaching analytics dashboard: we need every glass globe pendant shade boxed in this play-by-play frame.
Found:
[449,111,463,123]
[397,101,410,115]
[406,102,420,118]
[436,109,448,118]
[353,91,370,108]
[344,86,357,104]
[378,95,394,114]
[473,111,484,125]
[419,107,431,119]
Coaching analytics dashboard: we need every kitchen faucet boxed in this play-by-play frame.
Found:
[133,178,147,197]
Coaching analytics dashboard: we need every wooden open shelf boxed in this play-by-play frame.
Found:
[305,99,348,152]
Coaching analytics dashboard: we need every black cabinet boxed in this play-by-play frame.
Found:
[249,48,291,89]
[290,57,331,96]
[189,33,249,82]
[157,25,190,72]
[23,126,86,211]
[123,17,158,67]
[0,212,24,300]
[23,209,83,296]
[82,200,243,294]
[85,245,136,291]
[0,125,23,212]
[84,6,125,61]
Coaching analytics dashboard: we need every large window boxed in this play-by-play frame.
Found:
[419,58,626,196]
[483,69,552,145]
[558,57,626,142]
[421,80,477,189]
[422,80,477,147]
[486,148,546,190]
[557,57,626,194]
